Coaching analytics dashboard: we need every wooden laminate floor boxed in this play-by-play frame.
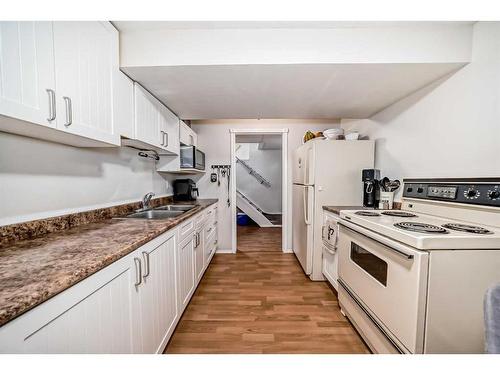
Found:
[164,251,370,354]
[237,225,282,252]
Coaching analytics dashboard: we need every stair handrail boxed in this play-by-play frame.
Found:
[235,157,272,188]
[236,189,266,214]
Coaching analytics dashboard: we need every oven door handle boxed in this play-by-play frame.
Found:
[339,219,415,260]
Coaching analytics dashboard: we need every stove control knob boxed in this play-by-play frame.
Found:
[464,188,479,199]
[488,190,500,200]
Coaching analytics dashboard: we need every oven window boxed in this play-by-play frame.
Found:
[350,242,388,286]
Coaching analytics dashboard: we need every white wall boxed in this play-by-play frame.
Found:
[192,119,341,251]
[0,132,173,225]
[341,22,500,201]
[236,142,282,214]
[119,22,472,67]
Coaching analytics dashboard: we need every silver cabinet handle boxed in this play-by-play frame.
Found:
[214,221,218,225]
[46,89,56,121]
[197,232,201,247]
[142,251,150,278]
[207,227,213,233]
[63,96,72,126]
[193,233,198,248]
[134,257,142,287]
[160,131,165,146]
[165,132,168,147]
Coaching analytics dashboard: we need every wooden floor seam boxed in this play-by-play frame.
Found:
[165,228,369,354]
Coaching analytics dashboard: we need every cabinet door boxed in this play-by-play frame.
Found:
[114,70,134,139]
[178,233,196,310]
[134,82,163,149]
[0,22,56,128]
[134,233,178,353]
[0,253,138,353]
[160,103,180,155]
[195,229,205,282]
[53,21,119,145]
[180,120,197,147]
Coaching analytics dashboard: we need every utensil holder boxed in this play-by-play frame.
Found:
[379,191,395,210]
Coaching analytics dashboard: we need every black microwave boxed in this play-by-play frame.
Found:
[180,146,205,170]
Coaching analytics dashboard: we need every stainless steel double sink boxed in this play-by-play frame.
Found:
[122,204,197,220]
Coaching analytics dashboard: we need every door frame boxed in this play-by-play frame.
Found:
[229,128,289,253]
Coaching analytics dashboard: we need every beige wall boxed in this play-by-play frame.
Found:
[192,119,341,251]
[0,132,172,225]
[341,22,500,201]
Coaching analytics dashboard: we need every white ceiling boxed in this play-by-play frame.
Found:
[114,21,474,31]
[123,62,465,120]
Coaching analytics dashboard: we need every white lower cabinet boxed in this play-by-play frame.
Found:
[132,231,178,353]
[0,205,218,353]
[0,249,138,353]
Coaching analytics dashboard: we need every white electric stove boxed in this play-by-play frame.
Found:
[336,178,500,354]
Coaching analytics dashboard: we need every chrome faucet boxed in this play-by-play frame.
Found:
[142,192,155,210]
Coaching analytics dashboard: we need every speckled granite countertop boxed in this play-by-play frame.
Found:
[322,206,368,215]
[0,199,217,327]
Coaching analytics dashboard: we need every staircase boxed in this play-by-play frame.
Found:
[236,190,280,228]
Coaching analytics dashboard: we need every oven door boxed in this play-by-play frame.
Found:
[338,220,429,353]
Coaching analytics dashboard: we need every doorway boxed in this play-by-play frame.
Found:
[229,129,288,253]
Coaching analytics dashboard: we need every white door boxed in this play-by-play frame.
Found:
[293,142,315,185]
[53,21,119,145]
[0,22,56,128]
[178,233,196,310]
[292,184,314,275]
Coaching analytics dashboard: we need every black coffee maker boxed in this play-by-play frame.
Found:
[173,179,199,201]
[362,169,380,208]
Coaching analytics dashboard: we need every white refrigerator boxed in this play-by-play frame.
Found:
[292,139,374,280]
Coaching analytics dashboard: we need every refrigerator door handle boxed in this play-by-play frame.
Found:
[304,186,312,225]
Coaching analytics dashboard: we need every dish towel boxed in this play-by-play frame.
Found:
[484,283,500,353]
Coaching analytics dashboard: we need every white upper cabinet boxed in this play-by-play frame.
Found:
[160,103,180,155]
[0,21,121,147]
[0,22,56,128]
[179,120,197,147]
[129,82,179,154]
[53,22,120,145]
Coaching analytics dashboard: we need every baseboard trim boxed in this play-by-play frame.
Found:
[282,248,293,253]
[216,249,235,254]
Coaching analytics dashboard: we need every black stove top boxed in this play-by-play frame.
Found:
[382,211,418,218]
[442,223,493,235]
[394,222,449,234]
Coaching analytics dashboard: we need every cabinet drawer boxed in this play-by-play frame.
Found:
[204,222,217,243]
[195,211,208,229]
[179,218,195,242]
